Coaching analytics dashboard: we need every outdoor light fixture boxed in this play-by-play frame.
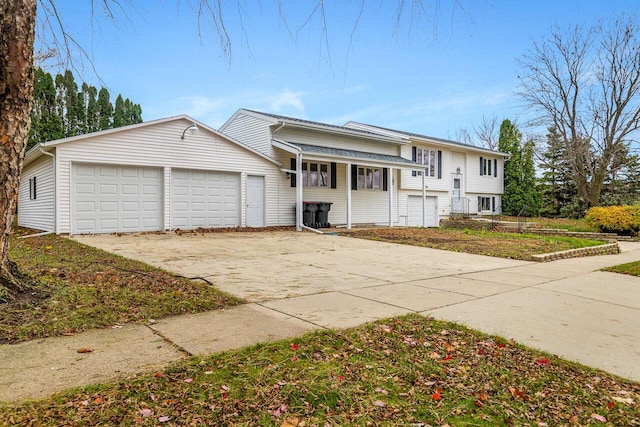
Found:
[181,123,199,140]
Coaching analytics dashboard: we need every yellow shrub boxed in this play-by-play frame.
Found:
[585,205,640,234]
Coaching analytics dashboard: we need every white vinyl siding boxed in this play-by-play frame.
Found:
[219,112,274,157]
[18,155,55,232]
[171,169,240,229]
[52,118,281,234]
[276,127,402,157]
[71,164,162,234]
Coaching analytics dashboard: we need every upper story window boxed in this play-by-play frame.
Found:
[301,162,329,187]
[480,156,498,177]
[412,147,442,178]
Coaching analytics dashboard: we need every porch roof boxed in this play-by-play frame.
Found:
[273,139,420,169]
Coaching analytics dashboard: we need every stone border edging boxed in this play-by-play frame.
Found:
[531,243,620,262]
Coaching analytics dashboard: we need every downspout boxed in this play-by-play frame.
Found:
[39,147,56,234]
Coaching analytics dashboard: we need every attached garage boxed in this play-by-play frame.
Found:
[407,195,438,227]
[171,169,241,229]
[72,163,162,234]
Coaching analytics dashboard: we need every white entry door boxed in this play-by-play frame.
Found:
[246,175,265,227]
[452,176,464,212]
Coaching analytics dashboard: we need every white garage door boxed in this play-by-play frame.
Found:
[407,195,438,227]
[72,164,162,234]
[171,169,240,229]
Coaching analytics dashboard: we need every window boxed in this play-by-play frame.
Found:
[480,157,498,177]
[414,148,437,177]
[357,167,383,190]
[29,177,37,200]
[301,162,329,187]
[478,196,496,212]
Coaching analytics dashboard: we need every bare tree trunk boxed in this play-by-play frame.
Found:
[0,0,37,301]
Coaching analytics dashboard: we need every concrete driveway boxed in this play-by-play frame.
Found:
[72,231,640,381]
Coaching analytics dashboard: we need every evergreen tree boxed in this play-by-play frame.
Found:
[27,69,143,146]
[82,83,99,133]
[538,127,582,217]
[498,119,541,216]
[97,87,113,131]
[28,68,63,149]
[113,94,125,127]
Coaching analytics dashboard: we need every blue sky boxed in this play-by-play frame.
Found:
[38,0,639,141]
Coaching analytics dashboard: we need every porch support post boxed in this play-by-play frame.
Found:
[346,162,352,229]
[388,167,394,227]
[422,170,426,227]
[296,154,303,231]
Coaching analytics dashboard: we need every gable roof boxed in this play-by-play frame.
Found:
[227,109,409,145]
[23,115,281,167]
[345,121,510,157]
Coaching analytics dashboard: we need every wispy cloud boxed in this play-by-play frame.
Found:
[269,89,306,113]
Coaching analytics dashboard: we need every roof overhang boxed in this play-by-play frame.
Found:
[273,139,422,169]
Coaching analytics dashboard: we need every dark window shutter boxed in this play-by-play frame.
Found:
[290,158,296,187]
[478,196,482,211]
[437,150,442,179]
[492,197,496,211]
[412,147,417,177]
[479,157,484,176]
[330,162,337,189]
[383,168,388,191]
[33,176,36,200]
[494,159,497,177]
[351,164,358,190]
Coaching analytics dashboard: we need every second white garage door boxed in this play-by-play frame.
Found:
[407,195,438,227]
[172,169,240,229]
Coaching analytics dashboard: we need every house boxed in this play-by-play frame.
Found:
[343,121,508,222]
[18,116,283,234]
[220,109,508,229]
[18,109,508,234]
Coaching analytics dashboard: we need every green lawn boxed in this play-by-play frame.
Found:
[602,260,640,276]
[1,315,638,426]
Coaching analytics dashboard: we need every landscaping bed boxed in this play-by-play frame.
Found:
[342,227,606,261]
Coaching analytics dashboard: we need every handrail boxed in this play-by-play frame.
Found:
[517,205,529,233]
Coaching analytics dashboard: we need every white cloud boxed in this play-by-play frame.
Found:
[269,89,306,113]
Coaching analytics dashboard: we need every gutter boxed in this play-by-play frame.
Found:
[19,230,54,239]
[39,147,56,234]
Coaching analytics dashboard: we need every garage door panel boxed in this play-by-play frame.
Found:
[171,169,240,230]
[407,196,438,227]
[72,164,162,234]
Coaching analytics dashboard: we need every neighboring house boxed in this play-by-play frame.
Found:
[18,116,283,234]
[19,109,508,234]
[220,109,509,229]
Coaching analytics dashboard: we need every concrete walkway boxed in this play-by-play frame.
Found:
[1,232,639,402]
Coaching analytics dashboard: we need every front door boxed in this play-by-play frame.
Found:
[246,175,265,227]
[452,177,463,213]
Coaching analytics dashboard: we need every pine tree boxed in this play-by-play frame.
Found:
[28,70,143,146]
[97,87,113,131]
[113,94,125,127]
[498,119,541,216]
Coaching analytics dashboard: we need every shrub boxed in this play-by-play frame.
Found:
[584,205,640,235]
